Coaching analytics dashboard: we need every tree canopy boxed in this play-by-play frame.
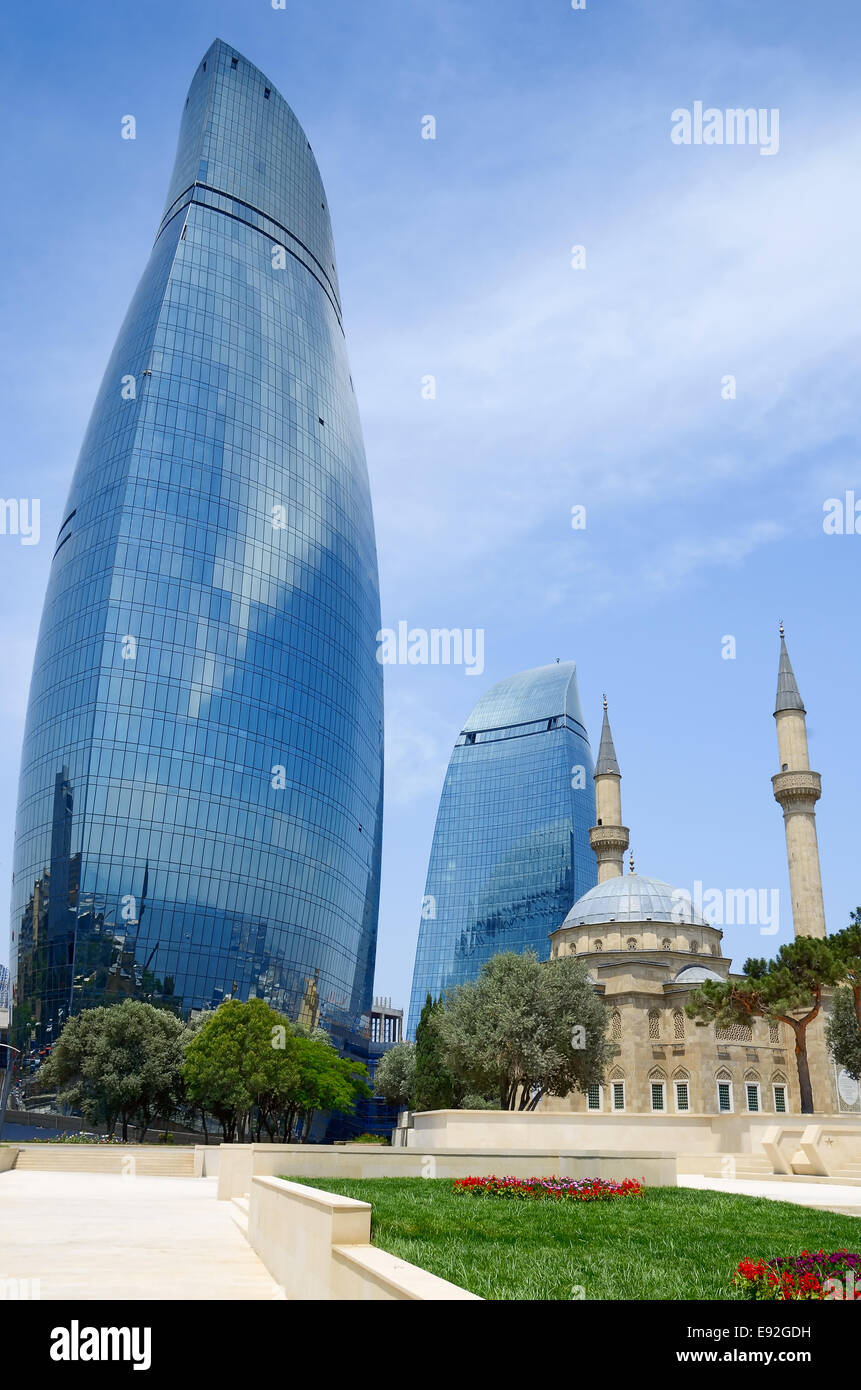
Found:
[183,999,369,1141]
[372,1040,416,1108]
[825,912,861,1081]
[686,937,843,1113]
[433,951,610,1111]
[38,998,187,1141]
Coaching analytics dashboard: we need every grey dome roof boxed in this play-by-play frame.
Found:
[561,873,707,928]
[674,965,723,984]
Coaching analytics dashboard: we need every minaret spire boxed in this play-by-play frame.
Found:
[771,626,826,938]
[589,697,629,882]
[775,623,805,713]
[595,696,621,776]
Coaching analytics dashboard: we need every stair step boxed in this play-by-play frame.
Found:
[677,1153,773,1177]
[12,1146,196,1176]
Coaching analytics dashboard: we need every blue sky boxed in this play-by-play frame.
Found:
[2,0,861,1014]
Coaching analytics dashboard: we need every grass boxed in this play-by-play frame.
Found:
[287,1177,861,1300]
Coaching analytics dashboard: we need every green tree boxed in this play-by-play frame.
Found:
[829,914,861,1027]
[687,937,843,1113]
[826,986,861,1082]
[434,952,610,1111]
[183,998,298,1142]
[413,994,460,1111]
[825,914,861,1082]
[283,1036,371,1141]
[39,999,186,1141]
[372,1040,416,1108]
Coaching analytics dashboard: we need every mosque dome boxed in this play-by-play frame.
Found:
[673,964,723,984]
[560,873,707,928]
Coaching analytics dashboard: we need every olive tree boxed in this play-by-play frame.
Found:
[434,950,610,1111]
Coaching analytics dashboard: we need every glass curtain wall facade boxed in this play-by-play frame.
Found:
[407,663,597,1036]
[9,40,384,1055]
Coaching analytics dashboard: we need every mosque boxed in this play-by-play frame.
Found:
[546,629,854,1119]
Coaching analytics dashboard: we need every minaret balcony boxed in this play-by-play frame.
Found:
[588,824,630,853]
[771,769,821,807]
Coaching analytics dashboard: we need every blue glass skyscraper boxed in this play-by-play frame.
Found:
[407,663,597,1036]
[9,41,384,1053]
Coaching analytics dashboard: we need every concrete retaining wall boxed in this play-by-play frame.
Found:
[0,1147,18,1172]
[406,1109,861,1161]
[218,1142,676,1199]
[247,1176,479,1300]
[193,1146,221,1177]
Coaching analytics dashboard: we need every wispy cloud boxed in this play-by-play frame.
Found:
[360,114,861,616]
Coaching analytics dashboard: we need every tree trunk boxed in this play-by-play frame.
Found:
[121,1114,129,1142]
[792,1023,815,1114]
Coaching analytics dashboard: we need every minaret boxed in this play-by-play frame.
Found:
[772,626,827,938]
[589,697,629,882]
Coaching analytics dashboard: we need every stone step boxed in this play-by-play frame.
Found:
[13,1146,196,1177]
[677,1152,774,1178]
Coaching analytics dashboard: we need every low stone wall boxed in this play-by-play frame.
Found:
[247,1176,480,1300]
[217,1142,676,1199]
[408,1110,718,1154]
[405,1109,861,1167]
[193,1146,221,1177]
[0,1147,18,1172]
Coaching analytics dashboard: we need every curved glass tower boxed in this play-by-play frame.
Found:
[9,40,383,1053]
[407,663,597,1036]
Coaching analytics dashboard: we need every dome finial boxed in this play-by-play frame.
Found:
[779,619,785,640]
[602,692,608,712]
[628,849,635,874]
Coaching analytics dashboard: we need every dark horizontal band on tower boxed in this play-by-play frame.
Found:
[155,181,343,330]
[456,713,589,747]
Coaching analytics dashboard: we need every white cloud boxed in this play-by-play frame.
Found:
[359,117,861,609]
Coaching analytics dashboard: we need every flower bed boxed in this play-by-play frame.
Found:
[453,1175,645,1201]
[38,1133,127,1145]
[734,1249,861,1300]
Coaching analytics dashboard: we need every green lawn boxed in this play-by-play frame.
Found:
[288,1177,861,1300]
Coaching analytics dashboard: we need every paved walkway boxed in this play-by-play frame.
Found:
[678,1174,861,1219]
[0,1171,283,1300]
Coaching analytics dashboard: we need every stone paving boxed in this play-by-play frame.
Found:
[678,1173,861,1219]
[0,1171,283,1300]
